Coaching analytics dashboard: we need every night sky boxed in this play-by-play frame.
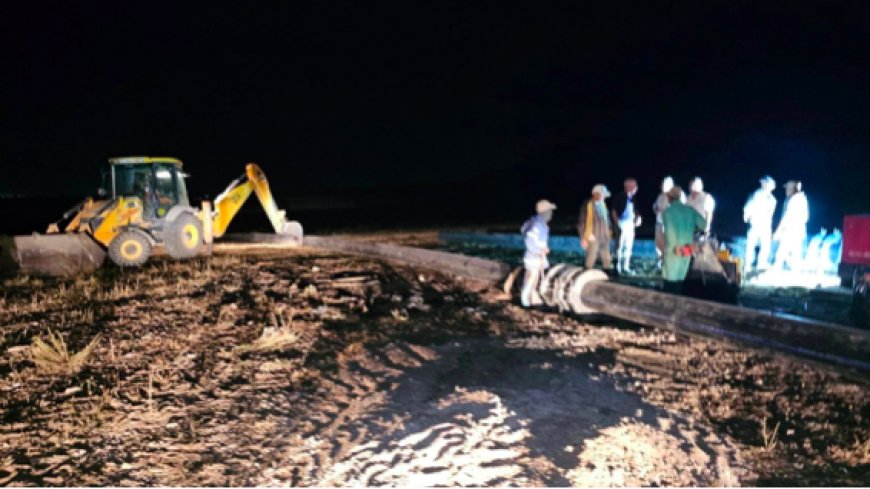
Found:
[2,1,868,235]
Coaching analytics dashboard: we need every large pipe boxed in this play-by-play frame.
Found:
[241,235,868,377]
[533,264,870,377]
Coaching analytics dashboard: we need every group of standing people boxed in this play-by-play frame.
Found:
[576,177,716,277]
[519,174,810,306]
[742,177,810,274]
[651,177,713,291]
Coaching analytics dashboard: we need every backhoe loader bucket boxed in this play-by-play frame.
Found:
[1,234,106,278]
[279,220,304,245]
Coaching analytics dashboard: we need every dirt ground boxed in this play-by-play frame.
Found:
[0,246,868,486]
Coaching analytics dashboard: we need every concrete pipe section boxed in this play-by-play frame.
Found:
[529,264,870,378]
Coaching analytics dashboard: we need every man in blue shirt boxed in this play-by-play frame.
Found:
[520,199,556,307]
[611,178,642,275]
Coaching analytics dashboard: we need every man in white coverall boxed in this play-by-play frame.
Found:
[520,199,556,307]
[742,175,777,274]
[773,180,809,270]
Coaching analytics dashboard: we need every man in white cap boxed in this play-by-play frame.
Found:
[686,177,716,234]
[520,199,556,307]
[653,176,677,262]
[578,184,613,271]
[774,180,809,270]
[742,175,777,274]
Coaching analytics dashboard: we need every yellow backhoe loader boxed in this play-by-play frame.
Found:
[3,156,302,276]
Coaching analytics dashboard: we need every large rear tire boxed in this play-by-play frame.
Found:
[108,229,152,267]
[164,212,203,259]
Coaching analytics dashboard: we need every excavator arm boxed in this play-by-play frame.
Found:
[210,163,302,242]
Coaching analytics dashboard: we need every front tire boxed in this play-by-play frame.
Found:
[108,229,152,267]
[164,212,203,259]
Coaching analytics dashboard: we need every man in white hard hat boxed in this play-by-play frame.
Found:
[686,177,716,234]
[773,180,809,270]
[520,199,556,307]
[578,184,613,271]
[742,175,777,274]
[653,176,678,263]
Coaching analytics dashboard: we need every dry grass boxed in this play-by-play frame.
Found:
[828,436,870,465]
[236,310,301,354]
[236,327,301,354]
[761,417,781,452]
[102,282,134,300]
[31,330,100,375]
[300,284,319,299]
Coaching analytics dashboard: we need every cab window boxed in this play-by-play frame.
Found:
[153,164,179,206]
[114,164,153,199]
[152,164,179,218]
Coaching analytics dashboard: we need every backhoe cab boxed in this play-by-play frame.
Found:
[12,156,302,276]
[78,156,202,266]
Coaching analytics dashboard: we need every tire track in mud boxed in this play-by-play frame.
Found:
[278,345,410,485]
[277,337,749,487]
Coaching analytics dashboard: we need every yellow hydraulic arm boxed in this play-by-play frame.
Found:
[211,163,297,239]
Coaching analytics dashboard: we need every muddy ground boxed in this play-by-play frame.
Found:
[0,245,868,486]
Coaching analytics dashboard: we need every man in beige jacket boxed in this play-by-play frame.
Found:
[578,184,613,270]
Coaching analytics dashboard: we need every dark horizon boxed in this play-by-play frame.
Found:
[2,1,868,235]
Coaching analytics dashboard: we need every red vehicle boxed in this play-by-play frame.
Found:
[839,214,870,285]
[840,215,870,328]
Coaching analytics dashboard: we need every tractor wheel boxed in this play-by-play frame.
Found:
[108,229,152,267]
[164,212,203,259]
